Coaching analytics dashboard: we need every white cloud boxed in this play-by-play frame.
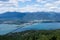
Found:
[0,0,18,13]
[18,5,41,12]
[18,2,60,12]
[18,0,60,12]
[0,0,18,7]
[0,0,60,14]
[18,0,31,3]
[37,0,43,2]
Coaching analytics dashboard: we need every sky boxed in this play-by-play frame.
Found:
[0,0,60,13]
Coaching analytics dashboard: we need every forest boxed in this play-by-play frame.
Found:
[0,30,60,40]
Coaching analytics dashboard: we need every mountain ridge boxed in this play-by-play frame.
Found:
[0,12,60,24]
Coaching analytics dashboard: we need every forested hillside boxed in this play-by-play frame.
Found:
[0,30,60,40]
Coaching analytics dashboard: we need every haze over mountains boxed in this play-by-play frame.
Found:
[0,12,60,24]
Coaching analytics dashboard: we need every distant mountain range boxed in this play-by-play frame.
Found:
[0,12,60,24]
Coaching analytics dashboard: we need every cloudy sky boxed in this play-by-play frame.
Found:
[0,0,60,13]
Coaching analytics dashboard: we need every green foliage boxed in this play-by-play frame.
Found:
[0,30,60,40]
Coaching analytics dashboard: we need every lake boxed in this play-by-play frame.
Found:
[0,24,19,35]
[0,23,60,35]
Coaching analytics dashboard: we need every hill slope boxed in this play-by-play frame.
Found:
[0,30,60,40]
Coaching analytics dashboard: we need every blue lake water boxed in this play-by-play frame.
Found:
[14,23,60,32]
[0,23,60,35]
[0,24,19,35]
